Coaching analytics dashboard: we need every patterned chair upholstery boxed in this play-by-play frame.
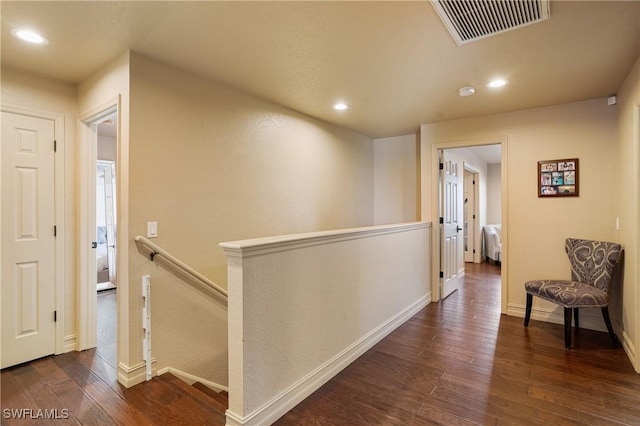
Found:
[524,238,622,349]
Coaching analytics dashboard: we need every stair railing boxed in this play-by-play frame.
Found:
[135,235,228,303]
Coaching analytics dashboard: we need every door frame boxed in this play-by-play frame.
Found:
[1,105,66,355]
[78,98,119,351]
[430,138,508,313]
[463,162,481,264]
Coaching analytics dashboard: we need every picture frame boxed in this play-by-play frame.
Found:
[538,158,579,197]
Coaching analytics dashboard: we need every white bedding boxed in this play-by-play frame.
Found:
[96,243,109,270]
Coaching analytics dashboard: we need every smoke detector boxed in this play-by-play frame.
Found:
[432,0,550,46]
[459,86,476,97]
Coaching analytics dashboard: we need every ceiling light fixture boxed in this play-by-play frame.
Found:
[333,102,349,111]
[11,28,49,45]
[487,79,508,88]
[458,86,476,97]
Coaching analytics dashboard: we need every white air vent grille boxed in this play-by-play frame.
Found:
[432,0,550,45]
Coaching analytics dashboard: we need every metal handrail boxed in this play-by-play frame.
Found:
[134,235,228,302]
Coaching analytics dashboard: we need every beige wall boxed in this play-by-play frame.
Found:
[421,98,619,327]
[221,222,431,424]
[373,134,420,225]
[614,55,640,371]
[487,163,502,225]
[77,52,133,371]
[128,53,374,382]
[98,135,117,161]
[1,67,79,349]
[2,51,375,387]
[130,53,373,286]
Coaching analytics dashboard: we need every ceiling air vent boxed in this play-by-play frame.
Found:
[432,0,550,46]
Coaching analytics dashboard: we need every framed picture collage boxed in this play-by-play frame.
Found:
[538,158,579,197]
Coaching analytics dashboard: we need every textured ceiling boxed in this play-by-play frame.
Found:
[1,1,639,138]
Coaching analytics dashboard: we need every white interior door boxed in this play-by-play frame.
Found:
[440,152,463,299]
[1,111,56,368]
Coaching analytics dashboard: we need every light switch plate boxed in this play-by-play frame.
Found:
[147,221,158,238]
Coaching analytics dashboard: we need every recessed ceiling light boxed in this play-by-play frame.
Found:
[487,79,508,88]
[333,102,349,111]
[458,86,476,97]
[11,28,49,45]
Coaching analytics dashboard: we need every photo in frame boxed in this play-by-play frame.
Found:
[538,158,579,197]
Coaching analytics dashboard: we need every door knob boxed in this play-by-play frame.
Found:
[91,241,97,248]
[456,227,463,232]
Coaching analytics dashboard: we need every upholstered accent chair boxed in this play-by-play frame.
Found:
[524,238,622,349]
[483,224,502,264]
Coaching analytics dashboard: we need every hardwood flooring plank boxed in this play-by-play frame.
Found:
[75,349,123,397]
[277,262,640,426]
[159,373,228,415]
[4,262,639,426]
[276,409,341,426]
[8,364,76,425]
[1,369,36,409]
[413,400,486,426]
[46,353,152,426]
[427,385,500,425]
[47,376,115,426]
[0,369,39,426]
[578,410,632,426]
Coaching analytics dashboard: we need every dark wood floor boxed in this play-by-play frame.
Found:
[1,290,227,425]
[2,263,639,425]
[276,262,640,426]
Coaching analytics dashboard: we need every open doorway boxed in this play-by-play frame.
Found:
[78,102,120,359]
[96,114,118,367]
[437,143,503,302]
[97,117,117,292]
[463,164,480,264]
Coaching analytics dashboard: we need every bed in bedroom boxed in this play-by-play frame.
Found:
[97,226,110,284]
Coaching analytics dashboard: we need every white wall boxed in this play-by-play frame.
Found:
[221,222,431,425]
[486,163,501,224]
[373,134,419,224]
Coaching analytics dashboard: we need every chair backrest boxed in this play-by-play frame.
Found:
[565,238,622,293]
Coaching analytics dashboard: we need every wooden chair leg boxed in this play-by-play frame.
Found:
[601,307,618,346]
[573,308,579,331]
[564,308,572,349]
[524,293,533,327]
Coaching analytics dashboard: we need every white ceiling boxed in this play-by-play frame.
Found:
[467,144,502,165]
[2,1,639,139]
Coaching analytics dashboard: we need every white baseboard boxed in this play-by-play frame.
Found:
[63,334,77,353]
[117,358,157,388]
[157,366,228,393]
[507,302,608,333]
[225,293,431,426]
